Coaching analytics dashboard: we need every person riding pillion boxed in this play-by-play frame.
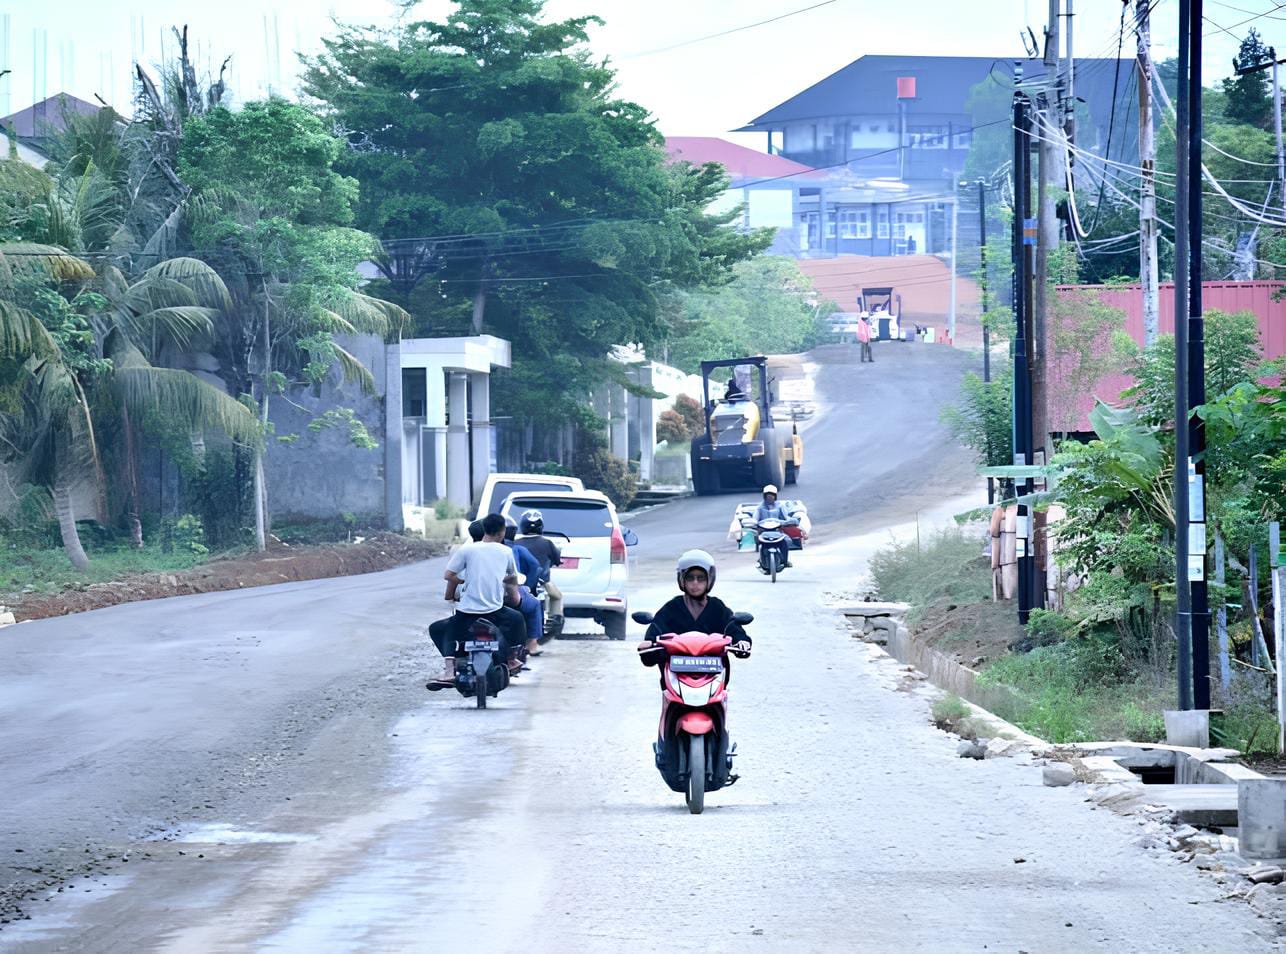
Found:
[754,484,794,569]
[514,509,563,626]
[503,515,547,657]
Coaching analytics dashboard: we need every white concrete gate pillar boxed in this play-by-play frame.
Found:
[609,383,629,461]
[636,366,657,482]
[469,372,492,504]
[446,371,471,509]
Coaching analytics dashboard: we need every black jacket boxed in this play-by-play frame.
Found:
[644,595,749,645]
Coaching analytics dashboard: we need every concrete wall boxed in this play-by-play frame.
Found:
[263,334,390,522]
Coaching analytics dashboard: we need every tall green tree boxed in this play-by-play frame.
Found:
[302,0,768,417]
[1222,29,1274,130]
[178,99,407,549]
[662,257,825,373]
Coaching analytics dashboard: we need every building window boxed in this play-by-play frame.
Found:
[876,207,889,239]
[824,209,837,239]
[838,208,871,239]
[893,210,925,239]
[953,128,973,149]
[800,212,819,248]
[886,122,896,132]
[869,124,880,133]
[908,124,947,148]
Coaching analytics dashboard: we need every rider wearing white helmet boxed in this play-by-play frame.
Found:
[637,549,750,663]
[753,484,794,569]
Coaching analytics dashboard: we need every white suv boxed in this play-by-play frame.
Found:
[500,490,638,640]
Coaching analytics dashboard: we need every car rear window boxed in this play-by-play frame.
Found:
[503,498,613,537]
[485,481,571,510]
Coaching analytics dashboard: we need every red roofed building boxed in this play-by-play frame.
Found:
[665,136,821,184]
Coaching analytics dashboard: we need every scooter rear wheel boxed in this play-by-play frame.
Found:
[475,668,487,709]
[685,734,705,814]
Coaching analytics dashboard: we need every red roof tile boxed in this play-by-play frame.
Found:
[664,136,821,184]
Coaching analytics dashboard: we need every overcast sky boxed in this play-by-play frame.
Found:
[0,1,1272,147]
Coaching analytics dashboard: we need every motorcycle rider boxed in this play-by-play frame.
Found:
[753,484,794,569]
[514,509,563,630]
[427,513,525,688]
[637,550,751,667]
[504,515,546,657]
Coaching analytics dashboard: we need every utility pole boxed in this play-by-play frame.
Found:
[1276,52,1284,216]
[948,188,959,342]
[1137,0,1160,345]
[1188,0,1211,712]
[1012,65,1036,625]
[1175,0,1212,712]
[979,180,990,383]
[1026,0,1061,615]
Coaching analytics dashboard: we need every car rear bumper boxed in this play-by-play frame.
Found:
[562,593,628,614]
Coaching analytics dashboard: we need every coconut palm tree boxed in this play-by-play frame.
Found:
[0,243,258,566]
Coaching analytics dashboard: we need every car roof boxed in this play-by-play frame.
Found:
[500,489,613,508]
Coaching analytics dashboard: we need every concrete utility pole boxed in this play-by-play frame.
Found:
[948,189,959,341]
[1276,54,1284,217]
[1137,0,1160,345]
[1032,0,1060,468]
[1012,64,1037,625]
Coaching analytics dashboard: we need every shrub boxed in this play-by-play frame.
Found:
[656,409,688,445]
[674,394,705,438]
[868,528,991,609]
[164,514,209,555]
[573,429,636,510]
[931,693,970,729]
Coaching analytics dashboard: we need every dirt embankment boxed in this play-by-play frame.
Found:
[8,533,444,622]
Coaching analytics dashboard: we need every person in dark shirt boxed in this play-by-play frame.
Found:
[514,509,563,626]
[638,550,750,666]
[504,516,545,656]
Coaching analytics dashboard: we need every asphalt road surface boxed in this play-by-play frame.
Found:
[0,342,1272,951]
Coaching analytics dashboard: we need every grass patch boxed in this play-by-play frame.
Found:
[0,535,214,601]
[931,693,970,729]
[978,641,1172,743]
[868,528,991,622]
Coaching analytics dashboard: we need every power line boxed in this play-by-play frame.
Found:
[622,0,839,59]
[1203,2,1286,38]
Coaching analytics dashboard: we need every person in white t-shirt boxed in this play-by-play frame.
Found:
[429,513,526,685]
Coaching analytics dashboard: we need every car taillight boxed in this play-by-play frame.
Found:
[610,527,626,564]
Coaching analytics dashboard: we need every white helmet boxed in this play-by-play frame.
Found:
[675,549,716,592]
[762,484,779,496]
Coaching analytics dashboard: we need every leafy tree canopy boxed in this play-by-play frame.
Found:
[302,0,769,416]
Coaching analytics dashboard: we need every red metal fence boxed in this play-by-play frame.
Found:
[1050,281,1286,432]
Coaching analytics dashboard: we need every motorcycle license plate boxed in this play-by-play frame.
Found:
[464,639,499,652]
[560,557,580,569]
[670,656,723,674]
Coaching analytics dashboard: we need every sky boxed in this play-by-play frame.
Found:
[0,0,1277,149]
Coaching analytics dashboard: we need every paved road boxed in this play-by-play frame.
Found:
[0,342,1270,951]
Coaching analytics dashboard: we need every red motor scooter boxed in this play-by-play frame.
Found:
[632,610,753,814]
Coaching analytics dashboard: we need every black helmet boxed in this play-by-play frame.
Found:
[519,509,544,535]
[503,515,518,541]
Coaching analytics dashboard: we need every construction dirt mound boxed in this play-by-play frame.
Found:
[9,533,444,622]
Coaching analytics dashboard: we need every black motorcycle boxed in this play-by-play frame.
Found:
[428,618,515,709]
[752,518,794,583]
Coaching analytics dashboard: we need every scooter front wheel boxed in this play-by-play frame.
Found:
[769,551,778,583]
[685,734,705,814]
